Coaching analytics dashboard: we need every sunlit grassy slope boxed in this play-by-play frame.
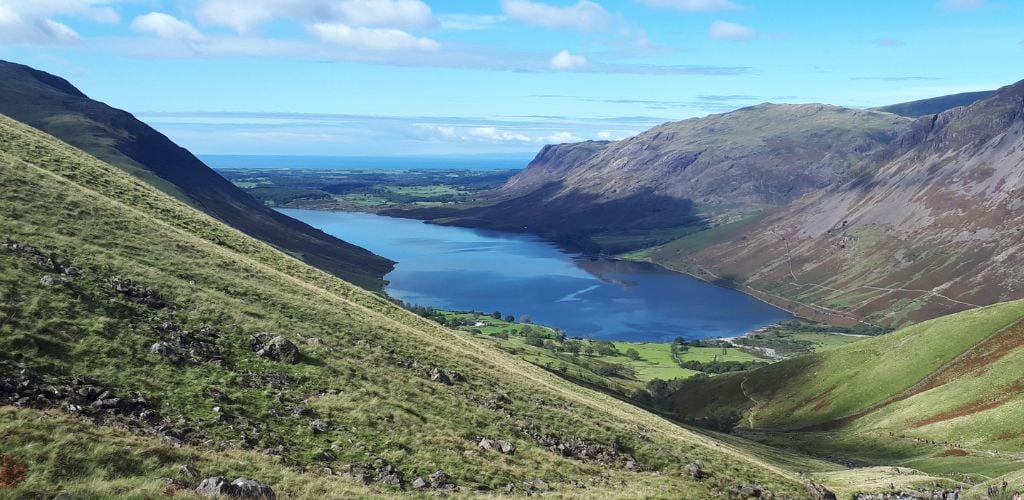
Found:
[0,114,821,498]
[669,299,1024,482]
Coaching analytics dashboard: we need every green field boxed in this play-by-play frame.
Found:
[219,168,516,213]
[433,311,772,388]
[384,184,468,197]
[736,322,868,358]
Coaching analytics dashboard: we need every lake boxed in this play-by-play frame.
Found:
[281,209,791,342]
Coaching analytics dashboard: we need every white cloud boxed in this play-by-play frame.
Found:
[597,131,613,139]
[337,0,433,27]
[437,13,504,30]
[501,0,609,31]
[550,49,587,70]
[545,131,583,143]
[309,23,439,52]
[939,0,984,9]
[198,0,434,33]
[708,20,755,41]
[636,0,741,11]
[131,13,203,42]
[0,0,119,45]
[467,126,533,142]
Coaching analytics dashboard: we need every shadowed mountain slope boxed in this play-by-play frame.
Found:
[874,90,996,117]
[0,60,393,291]
[398,103,909,251]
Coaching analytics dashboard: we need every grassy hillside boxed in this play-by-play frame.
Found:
[0,114,826,498]
[0,59,393,291]
[668,299,1024,481]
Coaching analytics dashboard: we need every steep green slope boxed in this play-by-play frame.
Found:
[668,300,1024,478]
[0,59,392,291]
[0,115,819,498]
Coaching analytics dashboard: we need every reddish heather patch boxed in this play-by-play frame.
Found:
[911,380,1024,429]
[942,448,970,457]
[914,319,1024,393]
[0,454,27,489]
[803,317,1024,431]
[995,429,1024,441]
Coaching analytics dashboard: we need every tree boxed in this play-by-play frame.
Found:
[525,336,544,347]
[491,311,502,319]
[645,379,671,402]
[505,315,515,322]
[625,348,641,361]
[520,314,532,324]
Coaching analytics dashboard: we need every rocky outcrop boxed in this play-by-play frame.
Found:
[804,481,838,500]
[427,366,467,385]
[149,323,223,365]
[195,476,275,499]
[110,278,167,309]
[343,461,404,486]
[731,484,765,498]
[2,240,81,277]
[0,369,156,422]
[249,334,300,364]
[686,462,707,479]
[854,489,962,500]
[411,471,457,491]
[529,431,644,470]
[477,437,516,455]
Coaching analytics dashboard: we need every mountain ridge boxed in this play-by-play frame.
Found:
[668,78,1024,325]
[0,60,394,291]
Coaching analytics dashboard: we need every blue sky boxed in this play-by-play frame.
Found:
[0,0,1021,156]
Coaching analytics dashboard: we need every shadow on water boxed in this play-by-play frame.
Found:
[280,208,791,342]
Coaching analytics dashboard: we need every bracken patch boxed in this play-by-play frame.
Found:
[0,454,27,489]
[911,380,1024,428]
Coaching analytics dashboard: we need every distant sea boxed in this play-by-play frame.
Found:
[201,154,531,171]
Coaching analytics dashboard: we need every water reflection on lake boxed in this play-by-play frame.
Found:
[281,209,790,342]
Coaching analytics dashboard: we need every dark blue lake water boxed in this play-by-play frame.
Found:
[281,209,791,342]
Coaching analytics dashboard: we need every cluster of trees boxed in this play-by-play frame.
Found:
[773,319,892,336]
[678,359,769,374]
[633,377,743,432]
[402,304,516,329]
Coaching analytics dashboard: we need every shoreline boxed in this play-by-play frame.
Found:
[279,203,816,338]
